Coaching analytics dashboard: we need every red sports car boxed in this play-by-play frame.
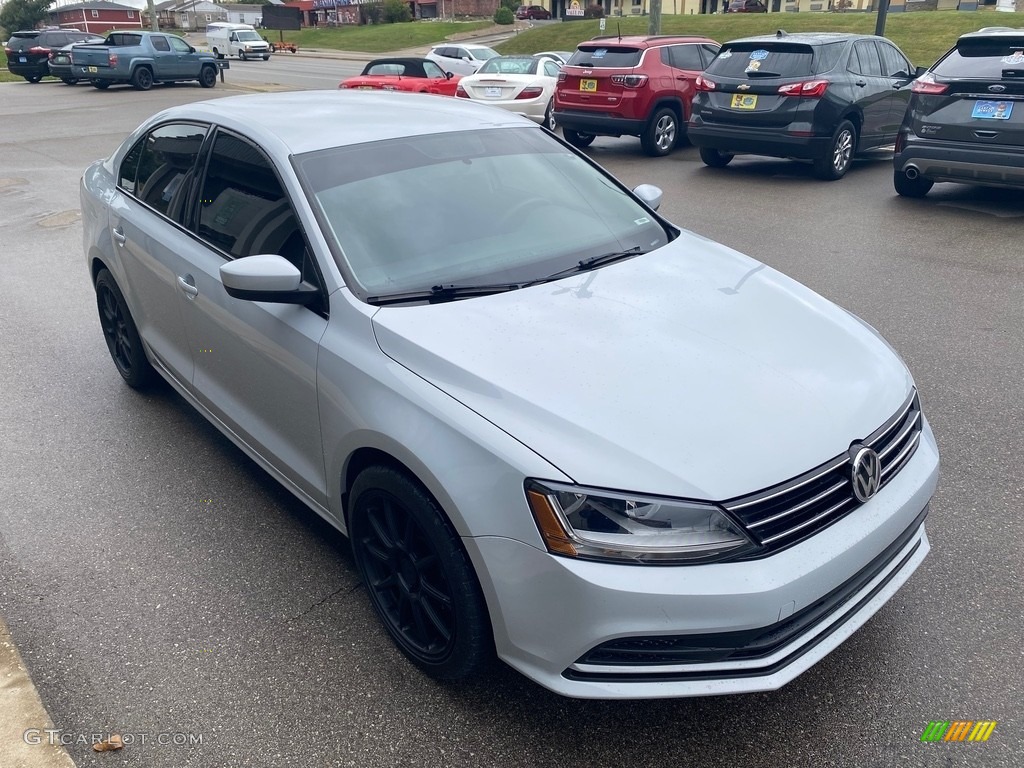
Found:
[339,57,461,96]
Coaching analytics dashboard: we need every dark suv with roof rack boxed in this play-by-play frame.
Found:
[893,27,1024,198]
[553,35,720,157]
[4,28,102,83]
[689,32,919,180]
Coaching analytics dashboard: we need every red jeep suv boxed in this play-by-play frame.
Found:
[553,35,720,156]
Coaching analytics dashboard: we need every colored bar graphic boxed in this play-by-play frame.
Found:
[920,721,996,743]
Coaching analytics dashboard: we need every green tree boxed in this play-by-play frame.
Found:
[494,6,514,23]
[382,0,411,23]
[500,0,519,12]
[0,0,53,34]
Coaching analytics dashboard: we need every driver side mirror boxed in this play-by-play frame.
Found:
[220,254,319,305]
[632,184,663,211]
[189,46,196,53]
[445,71,453,79]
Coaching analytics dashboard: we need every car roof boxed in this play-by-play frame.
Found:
[142,91,534,157]
[582,35,717,48]
[365,57,433,67]
[958,26,1024,41]
[724,32,875,46]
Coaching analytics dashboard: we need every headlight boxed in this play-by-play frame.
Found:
[525,481,757,565]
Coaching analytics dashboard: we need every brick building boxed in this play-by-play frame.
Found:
[48,1,144,35]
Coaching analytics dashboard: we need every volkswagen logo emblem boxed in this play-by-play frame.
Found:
[849,445,881,503]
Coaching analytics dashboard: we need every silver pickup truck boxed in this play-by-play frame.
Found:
[71,31,224,91]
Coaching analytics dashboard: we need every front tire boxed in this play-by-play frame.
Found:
[199,66,217,88]
[562,128,595,148]
[893,168,933,198]
[91,79,110,89]
[61,77,79,86]
[349,466,492,681]
[95,269,155,389]
[699,147,734,168]
[130,66,153,91]
[641,107,679,157]
[813,119,856,180]
[262,54,270,61]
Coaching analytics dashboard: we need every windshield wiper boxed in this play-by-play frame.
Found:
[529,246,644,285]
[367,282,522,306]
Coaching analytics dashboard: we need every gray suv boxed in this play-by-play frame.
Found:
[4,29,101,83]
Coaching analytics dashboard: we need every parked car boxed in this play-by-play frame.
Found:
[82,90,937,699]
[47,36,106,85]
[893,26,1024,197]
[426,44,499,77]
[515,4,552,19]
[70,30,221,90]
[728,0,768,11]
[339,57,461,96]
[554,35,721,157]
[534,50,574,65]
[456,55,562,130]
[689,32,918,180]
[5,29,105,83]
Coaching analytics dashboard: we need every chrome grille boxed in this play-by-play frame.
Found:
[724,391,922,554]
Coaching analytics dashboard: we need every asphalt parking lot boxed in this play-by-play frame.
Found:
[1,78,1022,768]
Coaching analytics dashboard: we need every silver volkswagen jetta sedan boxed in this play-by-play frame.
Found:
[81,91,938,699]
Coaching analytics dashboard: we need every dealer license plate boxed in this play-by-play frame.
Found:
[580,79,597,92]
[87,66,98,73]
[731,93,758,110]
[19,56,27,63]
[485,86,502,98]
[971,100,1013,120]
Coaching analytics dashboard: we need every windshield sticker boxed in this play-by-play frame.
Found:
[592,49,607,59]
[718,50,732,59]
[745,60,762,73]
[634,217,651,226]
[749,49,769,61]
[1001,51,1024,66]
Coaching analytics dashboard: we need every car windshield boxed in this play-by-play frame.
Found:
[706,43,815,78]
[236,30,262,42]
[568,46,643,68]
[934,38,1024,79]
[478,57,539,75]
[295,128,669,299]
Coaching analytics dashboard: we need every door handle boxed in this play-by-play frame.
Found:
[177,275,198,298]
[974,130,998,139]
[112,227,126,246]
[854,80,867,87]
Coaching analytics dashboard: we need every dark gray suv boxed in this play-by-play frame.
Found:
[689,32,919,180]
[5,29,102,83]
[893,27,1024,198]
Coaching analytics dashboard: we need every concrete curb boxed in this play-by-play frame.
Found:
[0,619,76,768]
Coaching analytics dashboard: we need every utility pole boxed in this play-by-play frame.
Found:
[648,0,661,34]
[148,0,159,32]
[874,0,889,37]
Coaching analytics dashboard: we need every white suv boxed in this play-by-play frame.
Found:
[426,44,498,76]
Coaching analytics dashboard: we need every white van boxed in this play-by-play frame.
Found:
[206,23,270,61]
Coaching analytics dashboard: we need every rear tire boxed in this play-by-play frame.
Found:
[562,128,595,148]
[91,79,110,89]
[95,269,155,390]
[61,77,79,86]
[813,119,856,180]
[699,147,734,168]
[212,47,222,60]
[199,65,217,88]
[543,100,556,132]
[130,66,153,91]
[641,107,679,157]
[349,466,492,681]
[893,169,933,198]
[25,74,43,83]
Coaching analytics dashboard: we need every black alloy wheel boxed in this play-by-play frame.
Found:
[131,66,153,91]
[199,66,217,88]
[814,119,856,180]
[95,269,154,389]
[349,466,491,681]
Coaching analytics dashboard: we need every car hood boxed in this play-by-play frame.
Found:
[371,232,913,500]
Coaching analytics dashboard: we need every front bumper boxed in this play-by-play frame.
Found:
[553,109,645,138]
[688,119,832,161]
[895,139,1024,190]
[467,420,938,699]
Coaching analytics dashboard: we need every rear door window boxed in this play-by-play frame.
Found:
[120,123,207,222]
[877,42,912,78]
[665,44,703,71]
[152,36,170,52]
[705,44,814,78]
[569,46,643,68]
[849,41,883,77]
